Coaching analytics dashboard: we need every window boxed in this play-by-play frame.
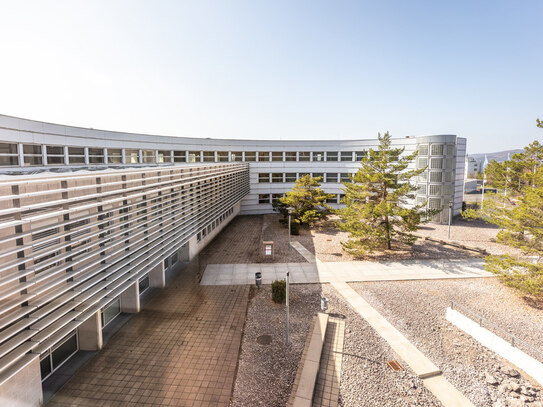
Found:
[417,184,427,195]
[46,146,64,165]
[202,151,214,162]
[444,171,454,182]
[197,232,201,242]
[271,193,283,203]
[355,151,367,161]
[171,252,178,264]
[326,173,338,183]
[340,173,351,183]
[139,275,150,294]
[418,144,429,156]
[418,171,428,182]
[158,150,171,163]
[326,152,338,161]
[418,157,428,169]
[341,152,353,161]
[285,152,297,161]
[285,173,296,182]
[244,152,256,161]
[108,149,122,164]
[126,149,139,164]
[217,151,229,162]
[174,151,187,163]
[0,143,19,166]
[23,145,42,166]
[188,151,200,163]
[445,158,454,170]
[259,173,270,183]
[444,184,454,195]
[431,144,444,156]
[430,158,443,169]
[89,148,105,164]
[258,152,270,162]
[298,152,310,161]
[429,185,442,196]
[429,172,443,182]
[231,152,243,161]
[271,152,283,161]
[101,298,121,327]
[313,152,324,162]
[202,228,207,237]
[271,173,283,183]
[446,144,455,156]
[258,194,270,204]
[339,194,346,203]
[325,195,338,204]
[40,331,78,381]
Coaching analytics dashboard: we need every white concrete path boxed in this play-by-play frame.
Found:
[200,257,492,286]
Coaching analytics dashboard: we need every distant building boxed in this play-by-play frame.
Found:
[465,156,481,177]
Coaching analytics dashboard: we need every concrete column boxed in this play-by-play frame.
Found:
[149,261,165,288]
[84,147,89,165]
[121,148,126,164]
[0,355,43,407]
[17,143,24,167]
[42,145,47,166]
[103,148,108,165]
[77,311,103,351]
[63,146,69,165]
[120,281,140,313]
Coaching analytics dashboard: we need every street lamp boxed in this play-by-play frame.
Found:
[286,271,290,345]
[448,201,453,240]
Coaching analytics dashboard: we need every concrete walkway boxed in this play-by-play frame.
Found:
[48,261,249,407]
[332,281,474,407]
[200,258,492,286]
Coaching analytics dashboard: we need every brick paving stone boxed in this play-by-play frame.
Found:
[48,259,250,407]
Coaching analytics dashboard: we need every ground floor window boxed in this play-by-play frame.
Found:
[101,298,121,328]
[139,275,150,295]
[40,331,78,381]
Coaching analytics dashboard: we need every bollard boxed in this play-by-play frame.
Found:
[255,272,262,288]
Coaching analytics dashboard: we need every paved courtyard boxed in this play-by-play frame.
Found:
[48,261,249,407]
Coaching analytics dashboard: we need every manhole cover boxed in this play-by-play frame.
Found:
[387,360,404,371]
[257,335,273,345]
[329,313,346,319]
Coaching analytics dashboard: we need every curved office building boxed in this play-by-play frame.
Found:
[0,114,465,405]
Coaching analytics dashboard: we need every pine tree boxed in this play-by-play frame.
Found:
[337,132,431,254]
[464,129,543,299]
[273,175,334,224]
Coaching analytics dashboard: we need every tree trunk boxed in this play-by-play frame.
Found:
[385,214,391,250]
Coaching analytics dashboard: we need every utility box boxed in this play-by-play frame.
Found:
[262,241,274,258]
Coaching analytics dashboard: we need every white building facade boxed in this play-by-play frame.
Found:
[0,114,466,405]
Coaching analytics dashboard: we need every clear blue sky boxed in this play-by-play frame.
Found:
[0,1,541,153]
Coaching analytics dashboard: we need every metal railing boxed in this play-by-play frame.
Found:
[450,301,543,363]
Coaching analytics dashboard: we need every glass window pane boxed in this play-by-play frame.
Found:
[40,354,52,379]
[341,152,353,161]
[69,156,85,164]
[188,151,200,162]
[0,143,18,154]
[47,156,64,165]
[139,275,150,294]
[101,299,121,327]
[285,152,296,161]
[24,145,42,154]
[0,156,19,165]
[298,152,310,161]
[51,333,78,369]
[326,173,338,183]
[271,152,283,161]
[244,152,256,161]
[313,152,324,162]
[258,152,269,161]
[231,152,243,161]
[258,194,270,204]
[326,152,338,161]
[271,173,283,182]
[203,151,214,162]
[259,173,270,183]
[217,151,229,162]
[24,155,42,165]
[285,173,296,182]
[46,146,63,155]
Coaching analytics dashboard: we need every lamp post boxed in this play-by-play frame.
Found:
[286,271,290,345]
[448,201,453,240]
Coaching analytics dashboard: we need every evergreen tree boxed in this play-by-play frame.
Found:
[464,129,543,299]
[273,175,334,224]
[337,132,431,254]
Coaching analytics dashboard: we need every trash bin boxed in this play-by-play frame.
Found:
[255,272,262,288]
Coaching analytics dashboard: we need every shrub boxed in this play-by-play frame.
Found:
[272,279,286,303]
[290,220,300,235]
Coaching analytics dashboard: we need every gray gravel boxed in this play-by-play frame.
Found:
[351,279,543,407]
[321,285,443,407]
[230,284,322,407]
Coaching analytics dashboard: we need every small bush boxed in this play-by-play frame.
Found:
[290,221,300,235]
[272,280,286,303]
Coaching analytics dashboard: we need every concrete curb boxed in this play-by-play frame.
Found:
[288,312,329,407]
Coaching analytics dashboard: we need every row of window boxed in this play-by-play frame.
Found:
[196,207,234,242]
[258,172,354,183]
[417,157,456,170]
[0,142,457,166]
[417,184,455,196]
[258,193,346,205]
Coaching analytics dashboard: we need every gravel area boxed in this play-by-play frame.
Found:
[320,285,442,407]
[416,217,521,256]
[230,284,321,407]
[351,279,543,406]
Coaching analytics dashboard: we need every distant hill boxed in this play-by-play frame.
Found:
[470,149,523,163]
